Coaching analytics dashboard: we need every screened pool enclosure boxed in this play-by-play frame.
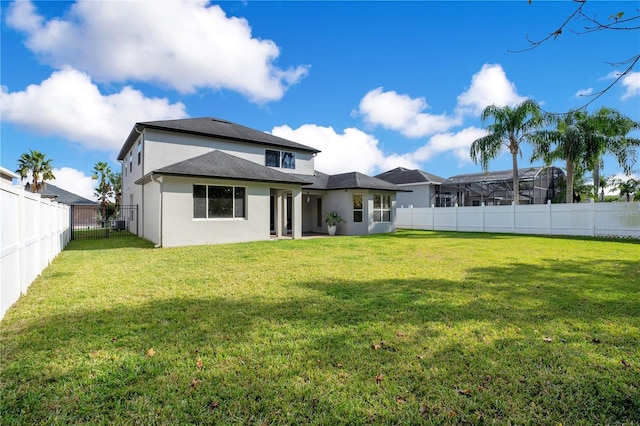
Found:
[437,166,565,207]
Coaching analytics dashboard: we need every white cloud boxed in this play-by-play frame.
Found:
[620,71,640,100]
[575,88,593,97]
[271,124,387,175]
[456,63,526,116]
[0,67,187,152]
[357,87,460,138]
[7,0,308,103]
[412,127,487,166]
[271,124,486,176]
[51,167,97,201]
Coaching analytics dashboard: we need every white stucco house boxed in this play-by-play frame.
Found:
[118,117,407,247]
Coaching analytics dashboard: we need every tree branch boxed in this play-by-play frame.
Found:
[508,0,586,53]
[510,0,639,112]
[574,54,640,111]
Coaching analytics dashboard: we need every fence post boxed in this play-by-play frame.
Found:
[454,203,459,232]
[481,202,485,232]
[17,186,26,295]
[409,205,414,230]
[431,203,435,231]
[590,199,596,237]
[547,199,552,235]
[512,201,516,233]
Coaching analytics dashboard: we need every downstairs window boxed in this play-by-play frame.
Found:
[193,185,246,219]
[373,194,391,222]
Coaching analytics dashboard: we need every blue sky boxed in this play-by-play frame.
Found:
[1,0,638,200]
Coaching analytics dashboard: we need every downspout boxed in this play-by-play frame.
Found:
[150,172,163,248]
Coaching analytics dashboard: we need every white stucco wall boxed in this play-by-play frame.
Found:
[320,190,396,236]
[158,176,302,247]
[142,178,161,245]
[121,134,144,234]
[143,129,316,176]
[396,183,433,208]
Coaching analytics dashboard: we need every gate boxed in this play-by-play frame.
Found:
[70,204,138,240]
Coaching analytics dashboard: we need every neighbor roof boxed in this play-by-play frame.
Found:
[1,166,19,183]
[375,167,445,185]
[34,183,96,205]
[119,117,320,161]
[293,171,409,192]
[138,150,310,186]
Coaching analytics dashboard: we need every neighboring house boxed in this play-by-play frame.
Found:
[376,167,446,208]
[32,183,98,228]
[117,117,407,247]
[0,166,19,186]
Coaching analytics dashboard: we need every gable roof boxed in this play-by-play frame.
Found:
[140,150,310,185]
[119,117,320,161]
[375,167,445,185]
[293,171,410,192]
[33,183,96,205]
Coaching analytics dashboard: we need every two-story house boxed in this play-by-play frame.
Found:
[117,117,406,247]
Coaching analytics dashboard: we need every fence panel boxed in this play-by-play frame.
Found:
[514,204,550,235]
[594,202,640,238]
[483,205,513,234]
[397,201,640,239]
[0,184,70,320]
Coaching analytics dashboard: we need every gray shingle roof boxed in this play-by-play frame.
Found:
[375,167,445,185]
[145,150,310,185]
[289,171,331,190]
[119,117,320,161]
[34,183,96,205]
[292,171,409,192]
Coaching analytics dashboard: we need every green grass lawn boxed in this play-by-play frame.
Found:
[1,231,639,425]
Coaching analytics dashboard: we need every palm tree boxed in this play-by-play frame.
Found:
[616,178,639,202]
[16,149,55,193]
[531,110,587,203]
[110,171,122,209]
[470,99,544,204]
[597,175,614,201]
[92,162,113,226]
[583,107,639,199]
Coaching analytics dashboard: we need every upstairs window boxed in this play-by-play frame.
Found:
[265,150,280,167]
[265,149,295,169]
[282,152,295,169]
[137,140,142,165]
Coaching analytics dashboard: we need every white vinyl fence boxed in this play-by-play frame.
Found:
[1,183,71,320]
[397,200,640,239]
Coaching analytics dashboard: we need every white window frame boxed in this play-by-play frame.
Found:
[353,193,363,223]
[373,194,391,223]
